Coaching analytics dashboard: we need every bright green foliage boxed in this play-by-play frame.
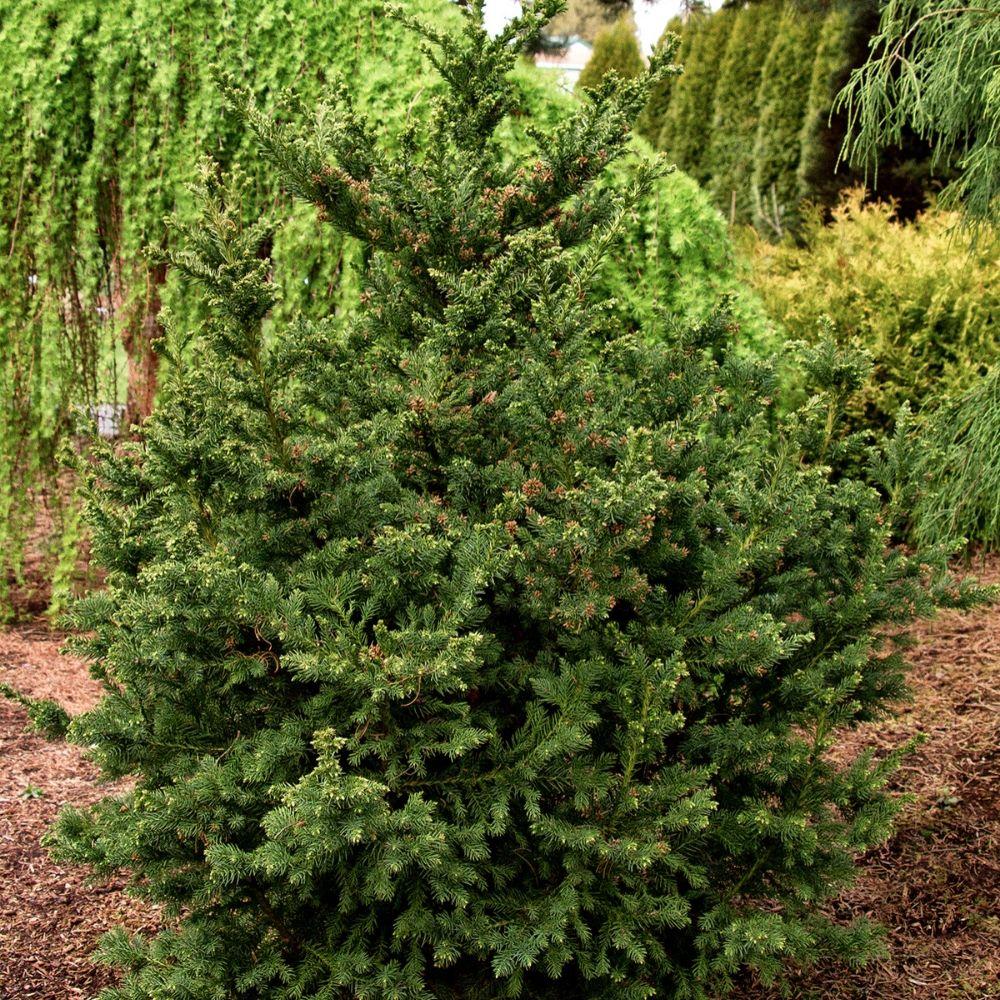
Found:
[752,7,824,235]
[0,683,71,738]
[48,5,983,998]
[654,9,708,157]
[636,1,946,232]
[0,0,726,620]
[0,0,451,617]
[575,17,645,92]
[707,1,784,224]
[837,0,1000,226]
[797,2,873,208]
[659,9,736,185]
[740,191,1000,431]
[592,165,773,343]
[914,371,1000,548]
[634,17,683,143]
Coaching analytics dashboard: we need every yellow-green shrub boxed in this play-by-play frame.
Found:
[740,191,1000,429]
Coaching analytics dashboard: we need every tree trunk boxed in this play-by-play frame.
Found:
[122,260,167,430]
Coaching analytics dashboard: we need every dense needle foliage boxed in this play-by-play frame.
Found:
[658,8,735,187]
[706,2,783,225]
[50,3,979,998]
[797,2,875,210]
[575,17,645,92]
[751,8,823,235]
[914,372,1000,548]
[837,0,1000,225]
[741,191,1000,431]
[0,0,737,618]
[634,16,682,145]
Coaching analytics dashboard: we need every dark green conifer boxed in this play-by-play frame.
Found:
[797,1,875,208]
[658,7,735,184]
[634,16,683,144]
[575,16,645,93]
[49,3,980,998]
[707,0,784,223]
[752,6,823,235]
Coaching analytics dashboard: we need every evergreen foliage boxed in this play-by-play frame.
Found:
[634,17,683,144]
[797,2,874,208]
[591,166,773,343]
[48,4,981,998]
[837,0,1000,226]
[707,1,784,223]
[0,0,450,615]
[633,1,945,231]
[575,17,645,93]
[739,191,1000,431]
[659,8,735,186]
[915,371,1000,548]
[751,8,824,235]
[0,0,728,620]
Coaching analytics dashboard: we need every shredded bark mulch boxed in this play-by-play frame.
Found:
[1,559,998,999]
[0,632,155,1000]
[740,555,1000,999]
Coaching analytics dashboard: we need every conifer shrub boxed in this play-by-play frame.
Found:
[751,8,823,235]
[590,165,773,345]
[51,4,979,998]
[740,191,1000,432]
[658,8,735,186]
[575,16,644,93]
[796,2,873,210]
[634,16,682,144]
[706,1,783,225]
[911,370,1000,550]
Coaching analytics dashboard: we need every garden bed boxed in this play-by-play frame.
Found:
[1,562,997,1000]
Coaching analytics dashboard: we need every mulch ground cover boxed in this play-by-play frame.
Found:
[1,561,998,999]
[0,630,156,1000]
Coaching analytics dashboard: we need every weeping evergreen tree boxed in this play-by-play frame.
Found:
[658,8,735,185]
[706,0,784,224]
[575,16,645,93]
[50,2,980,998]
[837,0,1000,225]
[752,7,823,235]
[0,0,450,616]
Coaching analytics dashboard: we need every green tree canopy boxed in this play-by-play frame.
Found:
[707,0,784,223]
[659,8,736,185]
[50,3,982,998]
[751,7,824,235]
[837,0,1000,225]
[575,15,645,92]
[797,2,875,208]
[634,16,683,144]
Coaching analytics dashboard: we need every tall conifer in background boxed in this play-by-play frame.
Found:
[659,7,735,185]
[655,8,710,158]
[707,0,784,223]
[797,1,874,209]
[50,2,979,998]
[752,6,823,235]
[575,16,645,92]
[634,15,683,144]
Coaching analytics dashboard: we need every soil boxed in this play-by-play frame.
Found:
[0,561,998,999]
